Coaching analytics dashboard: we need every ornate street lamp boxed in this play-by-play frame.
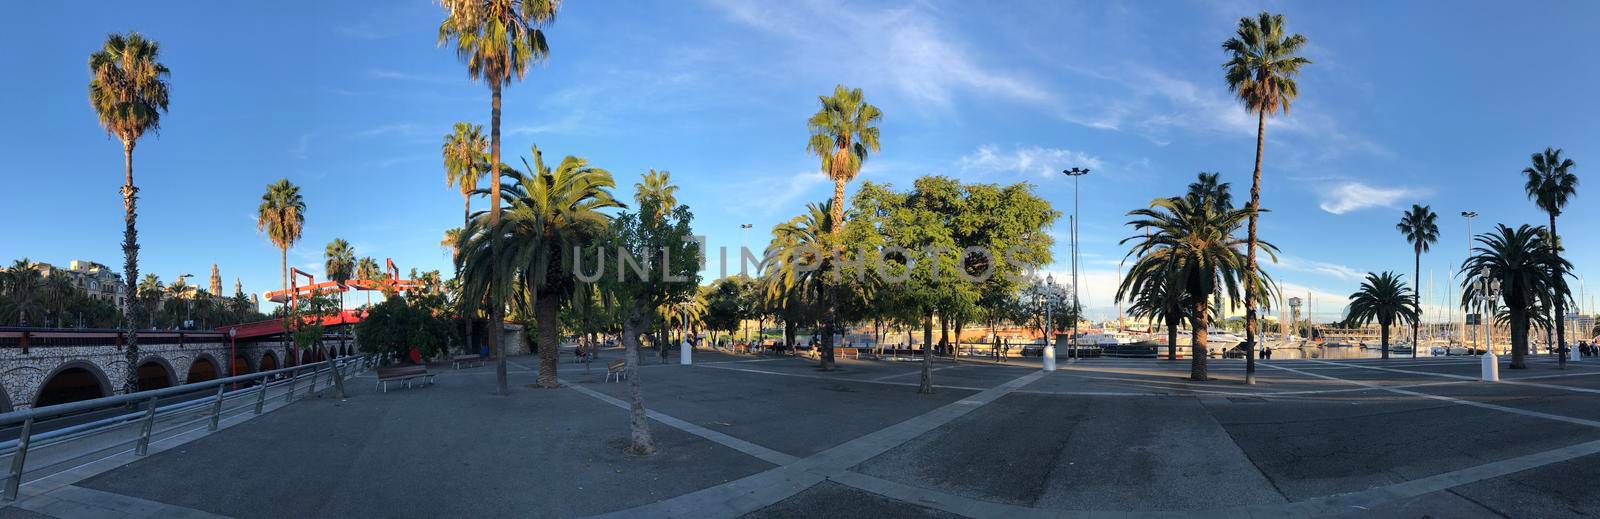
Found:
[1043,274,1056,372]
[1477,266,1500,382]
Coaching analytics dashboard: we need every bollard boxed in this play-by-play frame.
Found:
[254,378,267,414]
[1042,344,1057,372]
[681,340,692,365]
[3,417,32,501]
[135,397,158,456]
[1481,350,1500,382]
[209,384,226,431]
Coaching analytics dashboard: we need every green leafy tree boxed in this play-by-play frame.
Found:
[1523,147,1578,366]
[1395,205,1438,358]
[89,32,171,391]
[1461,224,1571,369]
[595,171,702,455]
[438,0,560,395]
[1343,272,1419,358]
[1223,11,1309,381]
[805,85,882,369]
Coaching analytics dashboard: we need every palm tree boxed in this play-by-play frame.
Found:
[1523,147,1579,367]
[1461,224,1571,369]
[439,0,560,396]
[258,179,306,364]
[1120,276,1185,361]
[1395,205,1438,358]
[1343,272,1419,359]
[458,144,620,389]
[325,238,356,352]
[1122,196,1263,381]
[635,169,677,220]
[762,202,834,365]
[3,260,43,326]
[443,122,490,229]
[89,32,171,391]
[137,274,163,329]
[356,257,381,308]
[1223,12,1309,382]
[805,85,881,369]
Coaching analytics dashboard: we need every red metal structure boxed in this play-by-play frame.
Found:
[218,258,424,340]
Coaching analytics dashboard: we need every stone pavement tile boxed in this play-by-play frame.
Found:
[853,393,1285,512]
[1450,451,1600,517]
[1322,490,1501,518]
[1210,396,1600,501]
[0,505,54,519]
[1400,380,1600,423]
[580,363,976,458]
[73,365,772,519]
[740,480,965,519]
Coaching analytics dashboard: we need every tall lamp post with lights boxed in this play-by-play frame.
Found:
[1043,274,1056,371]
[1477,266,1500,382]
[1462,211,1477,352]
[1062,168,1089,360]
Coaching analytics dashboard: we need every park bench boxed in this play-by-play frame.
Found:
[376,365,435,392]
[451,354,483,369]
[837,347,860,359]
[605,359,628,383]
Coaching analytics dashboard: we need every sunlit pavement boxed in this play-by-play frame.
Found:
[8,350,1600,517]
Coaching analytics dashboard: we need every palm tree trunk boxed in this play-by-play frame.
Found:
[121,139,141,394]
[1552,213,1567,369]
[281,248,292,367]
[463,195,473,357]
[1511,307,1529,369]
[1381,323,1390,359]
[535,292,561,388]
[919,311,934,394]
[489,82,508,396]
[1191,300,1209,381]
[1412,249,1421,359]
[621,307,656,455]
[1243,109,1266,384]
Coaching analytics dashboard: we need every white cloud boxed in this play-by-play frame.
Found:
[727,169,830,218]
[957,144,1104,179]
[1317,182,1426,215]
[1276,254,1367,282]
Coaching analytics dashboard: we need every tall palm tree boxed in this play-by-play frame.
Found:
[1120,276,1186,361]
[1396,205,1438,358]
[3,259,43,326]
[1343,271,1419,359]
[439,0,560,396]
[458,144,619,389]
[635,169,677,220]
[1223,12,1309,382]
[1122,196,1263,381]
[805,85,881,369]
[443,122,490,229]
[325,239,355,358]
[258,179,306,364]
[89,32,171,391]
[1523,147,1578,367]
[137,273,163,329]
[1461,224,1570,369]
[761,202,834,365]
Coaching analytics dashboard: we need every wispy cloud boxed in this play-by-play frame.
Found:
[957,144,1104,179]
[1317,181,1427,215]
[728,169,829,218]
[353,123,420,138]
[1276,254,1366,282]
[367,69,456,85]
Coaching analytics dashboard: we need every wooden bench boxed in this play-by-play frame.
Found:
[837,347,860,359]
[451,354,483,369]
[376,365,435,392]
[605,359,628,383]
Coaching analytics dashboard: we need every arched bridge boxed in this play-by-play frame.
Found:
[0,327,356,412]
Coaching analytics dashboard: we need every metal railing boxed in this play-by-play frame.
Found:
[0,354,375,501]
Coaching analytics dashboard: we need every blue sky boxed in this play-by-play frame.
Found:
[5,0,1600,322]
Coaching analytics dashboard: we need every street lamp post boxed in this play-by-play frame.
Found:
[1462,211,1477,353]
[680,302,693,366]
[1478,266,1499,382]
[1043,274,1056,372]
[1062,168,1089,361]
[228,327,238,390]
[178,273,195,329]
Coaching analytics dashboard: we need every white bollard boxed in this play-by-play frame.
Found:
[1042,345,1057,372]
[1481,351,1499,382]
[1570,346,1581,363]
[681,340,692,365]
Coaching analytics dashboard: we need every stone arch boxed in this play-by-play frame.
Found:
[186,354,221,384]
[230,349,254,377]
[313,348,327,363]
[0,384,12,413]
[299,349,311,366]
[35,361,113,408]
[134,356,177,391]
[259,350,279,373]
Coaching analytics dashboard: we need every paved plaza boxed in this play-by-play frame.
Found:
[6,350,1600,518]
